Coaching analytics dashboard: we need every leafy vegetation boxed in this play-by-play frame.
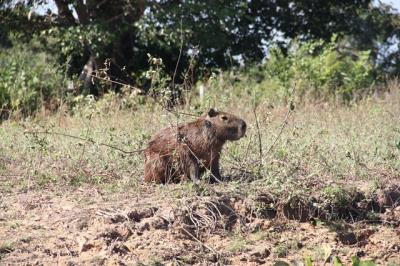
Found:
[0,45,64,117]
[1,0,400,111]
[204,37,376,104]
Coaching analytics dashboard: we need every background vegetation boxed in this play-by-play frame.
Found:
[1,0,400,115]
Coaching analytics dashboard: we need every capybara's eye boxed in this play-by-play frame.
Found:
[221,115,228,121]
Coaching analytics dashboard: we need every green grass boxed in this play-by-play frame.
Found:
[0,241,14,255]
[226,234,249,253]
[0,82,399,198]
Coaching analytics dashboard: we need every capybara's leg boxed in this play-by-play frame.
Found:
[180,151,200,183]
[144,155,169,183]
[209,158,222,183]
[186,160,200,183]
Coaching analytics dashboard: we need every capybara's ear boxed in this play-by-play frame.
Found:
[207,108,218,117]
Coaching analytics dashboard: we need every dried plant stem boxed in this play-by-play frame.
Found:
[265,82,296,156]
[264,106,291,156]
[82,70,141,92]
[24,130,145,154]
[180,226,220,256]
[172,18,184,91]
[253,107,263,168]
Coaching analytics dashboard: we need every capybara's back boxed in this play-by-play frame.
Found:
[144,109,246,183]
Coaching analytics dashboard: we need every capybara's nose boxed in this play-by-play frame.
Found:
[240,121,247,132]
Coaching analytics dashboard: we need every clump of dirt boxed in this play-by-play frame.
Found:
[0,182,399,265]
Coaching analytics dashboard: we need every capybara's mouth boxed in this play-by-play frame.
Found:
[238,120,247,138]
[238,130,246,139]
[228,126,246,140]
[233,127,246,140]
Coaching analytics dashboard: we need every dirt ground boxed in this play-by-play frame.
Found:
[1,182,399,266]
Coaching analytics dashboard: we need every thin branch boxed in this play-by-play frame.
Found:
[253,107,263,168]
[180,137,223,183]
[265,82,296,156]
[83,70,142,92]
[172,18,184,91]
[180,226,220,256]
[24,130,145,154]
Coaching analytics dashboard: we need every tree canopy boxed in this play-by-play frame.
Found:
[1,0,399,93]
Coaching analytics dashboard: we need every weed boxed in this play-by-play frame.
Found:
[0,242,14,254]
[308,244,332,263]
[303,255,377,266]
[272,239,302,258]
[248,230,268,242]
[226,234,248,253]
[8,221,21,230]
[323,185,350,207]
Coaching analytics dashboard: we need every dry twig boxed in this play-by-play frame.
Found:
[24,130,145,154]
[265,82,296,156]
[180,226,220,257]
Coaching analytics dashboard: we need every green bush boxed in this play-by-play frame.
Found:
[0,45,64,117]
[262,37,374,101]
[204,37,375,104]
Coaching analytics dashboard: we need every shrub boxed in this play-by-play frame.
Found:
[263,37,374,101]
[0,45,64,117]
[203,37,375,104]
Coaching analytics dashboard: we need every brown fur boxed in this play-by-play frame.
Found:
[144,109,247,183]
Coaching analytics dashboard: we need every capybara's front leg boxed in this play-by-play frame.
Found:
[210,158,222,183]
[186,160,200,183]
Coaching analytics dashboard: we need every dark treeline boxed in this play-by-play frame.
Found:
[0,0,399,114]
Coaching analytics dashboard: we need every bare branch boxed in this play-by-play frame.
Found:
[265,82,296,156]
[24,130,145,154]
[253,107,263,169]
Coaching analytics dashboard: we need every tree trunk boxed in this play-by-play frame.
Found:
[54,0,76,25]
[73,0,90,25]
[78,55,104,95]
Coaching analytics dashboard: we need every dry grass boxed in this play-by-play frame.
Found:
[1,82,398,193]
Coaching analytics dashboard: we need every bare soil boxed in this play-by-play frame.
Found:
[1,182,399,265]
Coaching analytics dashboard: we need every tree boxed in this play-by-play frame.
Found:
[143,0,399,67]
[1,0,399,94]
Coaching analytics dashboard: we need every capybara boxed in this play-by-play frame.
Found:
[144,108,247,183]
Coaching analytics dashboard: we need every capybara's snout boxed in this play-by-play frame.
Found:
[239,120,247,136]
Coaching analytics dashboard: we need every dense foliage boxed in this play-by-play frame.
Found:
[263,38,374,101]
[198,37,375,107]
[0,0,399,115]
[0,45,64,117]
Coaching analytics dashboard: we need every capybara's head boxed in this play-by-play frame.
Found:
[202,108,247,141]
